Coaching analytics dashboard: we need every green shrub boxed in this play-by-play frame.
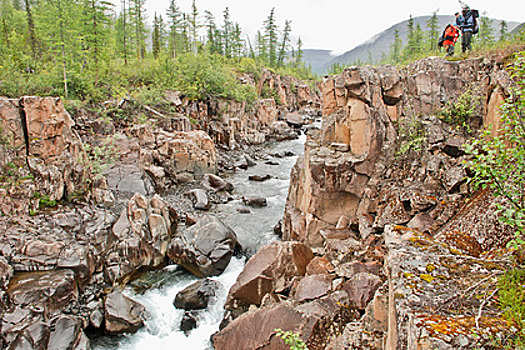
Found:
[395,115,427,156]
[439,87,481,127]
[275,329,309,350]
[464,52,525,249]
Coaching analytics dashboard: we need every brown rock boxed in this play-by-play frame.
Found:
[292,274,334,302]
[105,193,172,283]
[214,291,358,350]
[343,272,383,310]
[225,241,314,310]
[407,213,435,233]
[104,291,145,335]
[167,215,239,278]
[7,270,78,315]
[306,256,335,275]
[173,279,222,310]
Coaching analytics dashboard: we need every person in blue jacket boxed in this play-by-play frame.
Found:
[456,5,475,53]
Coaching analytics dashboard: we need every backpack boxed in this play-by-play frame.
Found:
[468,9,480,34]
[438,24,450,47]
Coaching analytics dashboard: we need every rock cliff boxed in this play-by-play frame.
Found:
[214,54,520,350]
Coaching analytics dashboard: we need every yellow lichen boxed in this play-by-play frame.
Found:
[426,264,436,273]
[420,274,434,283]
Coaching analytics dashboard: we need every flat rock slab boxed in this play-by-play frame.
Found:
[384,225,511,349]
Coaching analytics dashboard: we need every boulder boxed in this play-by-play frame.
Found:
[202,174,234,192]
[173,279,222,310]
[167,215,240,278]
[407,213,435,233]
[47,315,90,350]
[248,174,271,182]
[152,130,217,179]
[286,112,304,128]
[292,274,334,302]
[104,193,173,283]
[180,311,199,335]
[214,292,359,350]
[4,315,89,350]
[105,164,155,196]
[343,272,383,310]
[306,256,335,275]
[225,241,314,311]
[104,291,145,335]
[7,270,78,316]
[185,189,211,210]
[242,197,267,207]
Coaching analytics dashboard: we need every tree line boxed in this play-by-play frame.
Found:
[0,0,310,101]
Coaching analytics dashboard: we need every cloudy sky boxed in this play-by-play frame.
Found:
[121,0,524,54]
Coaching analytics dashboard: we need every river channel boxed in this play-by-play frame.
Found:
[92,133,306,350]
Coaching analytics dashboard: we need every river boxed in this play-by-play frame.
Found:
[91,133,306,350]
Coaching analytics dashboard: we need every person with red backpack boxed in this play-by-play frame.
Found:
[441,23,460,56]
[456,5,479,53]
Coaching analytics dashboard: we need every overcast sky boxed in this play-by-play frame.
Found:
[120,0,524,54]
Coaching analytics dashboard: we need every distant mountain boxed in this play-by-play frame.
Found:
[301,49,336,74]
[511,22,525,35]
[319,15,520,74]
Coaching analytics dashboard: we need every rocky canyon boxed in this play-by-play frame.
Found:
[0,51,522,350]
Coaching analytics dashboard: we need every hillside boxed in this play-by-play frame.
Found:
[302,49,336,74]
[318,15,519,73]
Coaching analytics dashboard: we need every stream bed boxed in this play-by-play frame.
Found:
[91,133,306,350]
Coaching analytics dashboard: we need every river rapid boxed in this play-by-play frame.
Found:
[92,133,306,350]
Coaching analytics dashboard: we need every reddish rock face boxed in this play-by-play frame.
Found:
[225,241,314,311]
[283,56,512,247]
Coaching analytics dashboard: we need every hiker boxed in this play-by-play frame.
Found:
[441,24,460,56]
[456,5,478,53]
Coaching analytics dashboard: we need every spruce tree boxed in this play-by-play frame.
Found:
[152,12,161,58]
[221,7,232,57]
[295,37,303,68]
[277,19,291,67]
[188,0,199,53]
[389,29,402,63]
[499,20,508,42]
[263,7,278,67]
[129,0,146,60]
[166,0,183,57]
[426,10,439,52]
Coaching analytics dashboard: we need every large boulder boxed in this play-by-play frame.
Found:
[213,291,359,350]
[173,279,222,310]
[104,291,145,335]
[5,315,89,350]
[225,241,314,311]
[152,129,217,179]
[104,193,174,283]
[6,270,78,316]
[167,215,239,278]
